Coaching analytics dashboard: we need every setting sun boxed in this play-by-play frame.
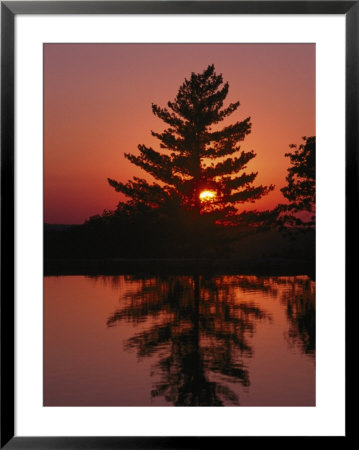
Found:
[199,190,216,201]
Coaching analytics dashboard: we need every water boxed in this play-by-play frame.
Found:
[44,274,315,406]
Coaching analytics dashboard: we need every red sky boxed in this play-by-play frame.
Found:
[44,43,315,224]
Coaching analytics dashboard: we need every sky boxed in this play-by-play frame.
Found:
[44,43,315,224]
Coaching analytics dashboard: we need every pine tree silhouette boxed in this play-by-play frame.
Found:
[108,65,273,225]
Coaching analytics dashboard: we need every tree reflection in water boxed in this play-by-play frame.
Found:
[226,275,315,357]
[106,275,272,406]
[279,277,315,357]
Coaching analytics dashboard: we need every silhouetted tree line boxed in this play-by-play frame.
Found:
[45,65,315,262]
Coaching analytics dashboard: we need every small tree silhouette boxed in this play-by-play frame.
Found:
[108,65,273,226]
[279,136,315,232]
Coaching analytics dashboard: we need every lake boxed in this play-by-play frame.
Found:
[44,274,315,406]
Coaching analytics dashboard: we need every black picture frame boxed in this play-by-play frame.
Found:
[1,1,355,447]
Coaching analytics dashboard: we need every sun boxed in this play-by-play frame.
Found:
[199,190,216,202]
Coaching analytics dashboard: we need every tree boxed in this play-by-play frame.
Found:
[279,136,315,231]
[108,65,273,225]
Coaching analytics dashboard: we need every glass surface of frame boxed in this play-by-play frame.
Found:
[1,1,355,447]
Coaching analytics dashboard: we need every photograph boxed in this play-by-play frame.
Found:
[43,43,316,407]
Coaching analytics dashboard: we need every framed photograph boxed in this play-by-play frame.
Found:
[1,1,353,446]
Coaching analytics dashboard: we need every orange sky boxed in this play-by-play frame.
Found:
[44,43,315,224]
